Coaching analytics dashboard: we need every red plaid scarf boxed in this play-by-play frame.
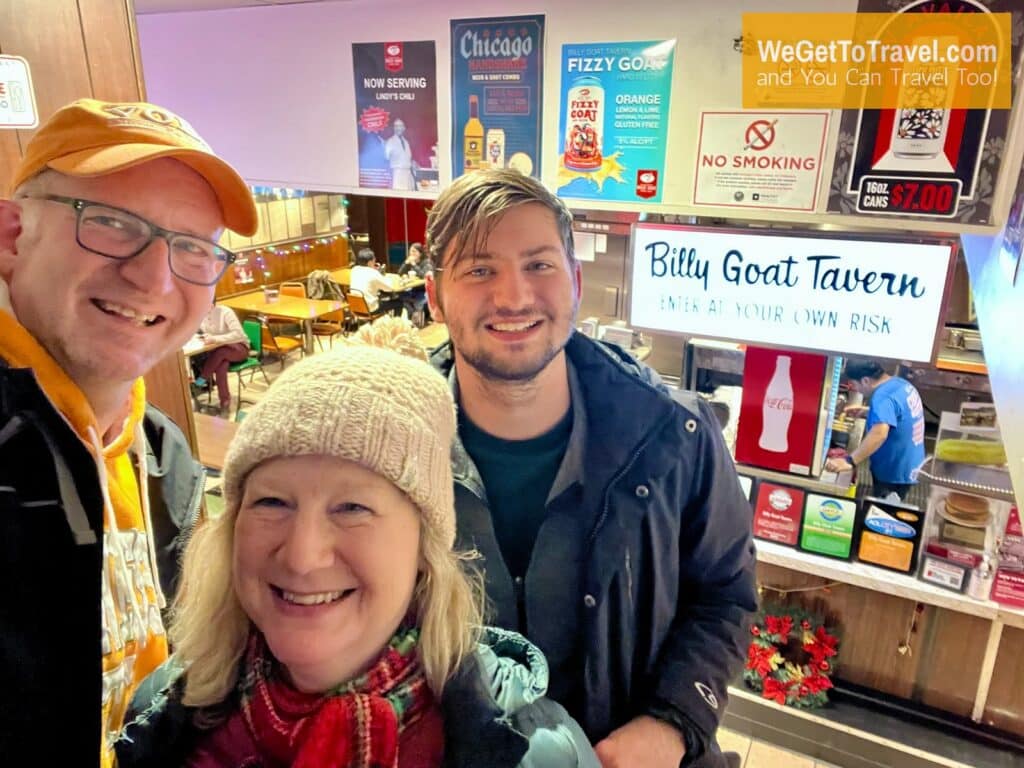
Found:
[238,627,432,768]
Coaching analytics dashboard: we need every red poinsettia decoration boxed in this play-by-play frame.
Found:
[765,614,794,638]
[762,677,793,705]
[746,644,777,678]
[744,605,840,709]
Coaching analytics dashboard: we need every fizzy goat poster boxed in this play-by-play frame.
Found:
[450,14,544,179]
[556,40,676,203]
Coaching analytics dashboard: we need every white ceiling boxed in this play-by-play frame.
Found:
[134,0,346,15]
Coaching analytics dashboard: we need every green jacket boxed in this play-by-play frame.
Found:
[117,627,600,768]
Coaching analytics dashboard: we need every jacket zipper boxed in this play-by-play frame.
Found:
[177,464,206,553]
[586,430,655,551]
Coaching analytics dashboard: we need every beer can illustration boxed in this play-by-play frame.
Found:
[486,128,506,169]
[563,76,604,172]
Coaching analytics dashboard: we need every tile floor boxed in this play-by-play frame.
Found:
[718,727,838,767]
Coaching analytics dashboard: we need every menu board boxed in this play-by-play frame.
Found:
[556,40,676,202]
[300,197,315,227]
[328,195,346,229]
[314,196,331,234]
[285,199,302,239]
[267,200,288,242]
[252,202,271,245]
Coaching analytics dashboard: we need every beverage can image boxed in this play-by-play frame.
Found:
[563,76,604,172]
[891,38,956,159]
[486,128,506,169]
[759,355,793,453]
[892,107,952,159]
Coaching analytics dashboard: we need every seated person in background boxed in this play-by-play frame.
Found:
[118,317,599,768]
[349,246,403,316]
[398,241,434,279]
[196,303,250,414]
[398,242,432,326]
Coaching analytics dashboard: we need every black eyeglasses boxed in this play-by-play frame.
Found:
[28,195,237,287]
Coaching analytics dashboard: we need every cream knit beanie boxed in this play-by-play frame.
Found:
[222,316,456,547]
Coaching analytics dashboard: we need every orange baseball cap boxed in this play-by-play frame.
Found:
[9,98,258,236]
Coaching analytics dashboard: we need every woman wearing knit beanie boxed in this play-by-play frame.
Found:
[116,317,598,768]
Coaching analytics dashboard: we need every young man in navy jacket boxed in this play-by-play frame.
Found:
[425,169,757,768]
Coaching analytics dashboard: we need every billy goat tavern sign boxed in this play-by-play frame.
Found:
[628,224,954,363]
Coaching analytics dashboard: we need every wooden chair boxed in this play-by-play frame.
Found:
[259,317,304,369]
[345,289,386,330]
[279,281,307,298]
[312,307,348,350]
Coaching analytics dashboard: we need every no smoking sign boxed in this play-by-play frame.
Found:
[744,119,778,151]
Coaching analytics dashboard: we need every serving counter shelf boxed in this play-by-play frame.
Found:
[755,536,1024,724]
[755,540,1024,630]
[736,462,856,498]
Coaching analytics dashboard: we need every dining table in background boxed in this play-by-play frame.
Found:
[217,292,346,353]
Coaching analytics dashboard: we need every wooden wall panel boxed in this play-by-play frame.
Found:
[914,610,989,719]
[755,563,983,705]
[144,354,197,449]
[983,625,1024,736]
[0,132,22,193]
[78,0,144,102]
[214,237,350,299]
[0,0,94,151]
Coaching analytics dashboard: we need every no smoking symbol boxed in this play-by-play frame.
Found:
[744,119,777,151]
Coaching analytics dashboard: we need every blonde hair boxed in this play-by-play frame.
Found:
[171,485,484,708]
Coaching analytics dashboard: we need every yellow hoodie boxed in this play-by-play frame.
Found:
[0,296,169,768]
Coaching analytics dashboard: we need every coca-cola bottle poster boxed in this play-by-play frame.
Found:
[735,346,828,475]
[556,40,676,203]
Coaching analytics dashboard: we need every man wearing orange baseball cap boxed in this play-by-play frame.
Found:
[0,98,257,767]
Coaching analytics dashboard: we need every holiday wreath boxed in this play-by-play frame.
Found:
[743,606,839,709]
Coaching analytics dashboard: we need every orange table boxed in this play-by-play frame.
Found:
[218,292,346,352]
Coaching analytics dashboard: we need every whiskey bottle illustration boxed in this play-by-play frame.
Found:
[463,95,485,170]
[759,355,793,453]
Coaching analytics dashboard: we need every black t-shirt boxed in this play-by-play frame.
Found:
[459,407,573,579]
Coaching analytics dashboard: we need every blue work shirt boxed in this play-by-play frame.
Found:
[866,376,926,484]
